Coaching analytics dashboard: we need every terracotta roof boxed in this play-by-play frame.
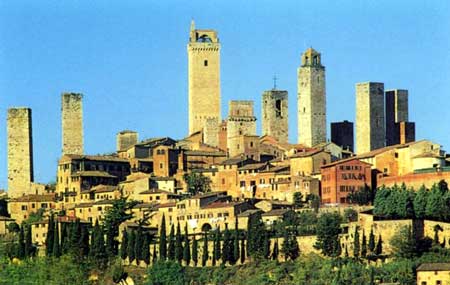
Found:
[0,216,14,221]
[354,140,426,159]
[61,154,129,163]
[139,189,175,195]
[237,209,262,217]
[412,152,443,159]
[31,216,90,225]
[151,176,175,181]
[191,191,226,199]
[135,137,176,148]
[261,209,291,217]
[133,202,158,209]
[202,201,244,209]
[90,185,117,193]
[72,171,117,178]
[321,157,373,169]
[260,165,290,173]
[220,156,255,165]
[10,194,55,203]
[417,263,450,271]
[290,148,324,158]
[156,202,177,208]
[185,150,226,156]
[238,162,269,171]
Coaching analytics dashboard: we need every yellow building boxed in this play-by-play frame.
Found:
[8,194,56,224]
[290,149,331,177]
[416,263,450,285]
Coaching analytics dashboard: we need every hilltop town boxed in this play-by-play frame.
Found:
[2,21,450,284]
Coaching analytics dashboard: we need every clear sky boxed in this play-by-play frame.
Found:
[0,0,449,189]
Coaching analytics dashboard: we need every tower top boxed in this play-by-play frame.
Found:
[301,47,323,67]
[188,21,219,43]
[190,19,195,33]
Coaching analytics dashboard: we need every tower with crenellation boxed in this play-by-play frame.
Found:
[187,20,221,146]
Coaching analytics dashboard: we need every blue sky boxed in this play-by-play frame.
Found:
[0,1,449,189]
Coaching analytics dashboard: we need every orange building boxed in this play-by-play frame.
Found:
[320,158,372,204]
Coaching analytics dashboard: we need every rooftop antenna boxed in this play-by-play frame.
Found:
[273,75,277,90]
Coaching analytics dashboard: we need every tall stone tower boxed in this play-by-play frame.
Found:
[297,48,326,147]
[62,92,84,155]
[355,82,385,154]
[262,89,288,144]
[117,130,138,152]
[385,89,409,146]
[187,20,221,143]
[7,108,34,198]
[227,100,257,152]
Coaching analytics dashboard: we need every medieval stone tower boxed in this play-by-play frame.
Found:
[297,48,326,147]
[116,130,138,152]
[7,108,34,198]
[62,92,84,155]
[227,100,257,154]
[262,89,288,144]
[355,82,385,154]
[187,20,221,146]
[385,89,409,146]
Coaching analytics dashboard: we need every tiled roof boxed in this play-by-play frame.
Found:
[10,194,56,203]
[261,209,291,217]
[72,171,117,178]
[139,189,175,195]
[417,263,450,271]
[202,201,244,209]
[61,154,129,163]
[237,209,262,217]
[156,202,177,208]
[185,150,226,156]
[91,185,117,193]
[238,162,269,171]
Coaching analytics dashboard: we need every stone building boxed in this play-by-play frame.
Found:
[227,100,257,154]
[7,107,34,198]
[116,130,138,152]
[203,118,219,147]
[396,121,415,144]
[262,89,288,144]
[416,263,450,285]
[61,93,84,155]
[297,48,326,147]
[187,20,221,141]
[385,89,412,146]
[355,82,385,154]
[331,120,354,152]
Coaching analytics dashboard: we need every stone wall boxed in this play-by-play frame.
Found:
[262,90,288,144]
[227,101,257,155]
[116,130,138,152]
[203,118,219,147]
[7,108,34,198]
[62,93,84,155]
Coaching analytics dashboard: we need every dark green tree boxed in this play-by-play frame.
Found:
[246,212,266,258]
[168,224,175,260]
[192,237,198,267]
[183,224,191,266]
[214,227,222,262]
[282,228,299,261]
[361,231,367,257]
[202,232,208,267]
[120,229,128,260]
[347,184,373,205]
[314,213,341,257]
[263,230,271,259]
[376,234,383,255]
[69,219,82,257]
[240,237,245,264]
[425,183,447,221]
[24,225,33,257]
[17,225,25,259]
[135,229,144,265]
[413,185,428,219]
[353,228,360,258]
[272,239,279,260]
[368,228,375,253]
[159,215,167,260]
[390,225,417,259]
[212,238,217,266]
[45,215,55,257]
[175,222,183,263]
[232,218,239,264]
[152,243,158,264]
[103,197,139,257]
[142,233,151,266]
[345,244,349,257]
[90,221,107,268]
[293,192,304,209]
[53,222,61,258]
[222,224,233,265]
[79,225,90,258]
[306,194,320,213]
[60,222,68,254]
[128,230,136,263]
[183,172,212,195]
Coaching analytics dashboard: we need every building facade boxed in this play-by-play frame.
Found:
[355,82,385,154]
[7,108,34,198]
[262,89,288,144]
[227,100,257,154]
[187,21,221,140]
[297,48,326,147]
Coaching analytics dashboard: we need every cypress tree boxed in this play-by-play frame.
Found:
[368,228,375,253]
[17,225,25,259]
[142,233,150,266]
[79,225,90,258]
[353,228,360,258]
[240,237,245,264]
[212,238,217,266]
[246,212,265,258]
[214,227,221,261]
[120,229,128,260]
[263,230,270,259]
[70,219,82,255]
[24,224,33,257]
[168,224,175,260]
[183,224,191,266]
[135,229,143,265]
[192,237,198,267]
[272,239,279,261]
[175,222,183,263]
[128,230,136,263]
[345,244,349,258]
[53,222,61,258]
[202,232,208,267]
[232,223,239,265]
[60,222,68,254]
[222,224,233,265]
[45,215,54,257]
[375,234,383,255]
[159,215,167,260]
[90,221,107,268]
[361,231,367,257]
[152,243,157,264]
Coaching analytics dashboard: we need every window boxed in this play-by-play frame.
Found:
[21,205,27,211]
[32,203,35,209]
[395,152,398,158]
[204,60,208,66]
[160,163,163,169]
[222,178,225,184]
[250,142,254,147]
